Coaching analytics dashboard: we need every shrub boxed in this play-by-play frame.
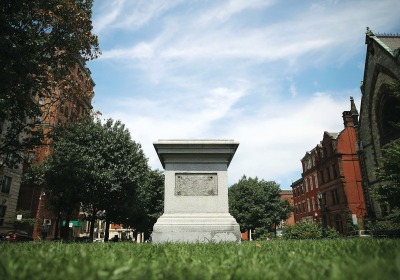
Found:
[282,221,339,240]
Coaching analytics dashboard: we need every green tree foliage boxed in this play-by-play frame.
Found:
[228,176,293,234]
[0,0,100,165]
[133,169,164,235]
[375,141,400,209]
[37,117,149,240]
[374,80,400,208]
[282,221,339,240]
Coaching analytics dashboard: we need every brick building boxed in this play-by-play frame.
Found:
[293,99,366,235]
[279,190,295,226]
[316,104,366,234]
[357,29,400,218]
[292,146,321,224]
[17,61,95,240]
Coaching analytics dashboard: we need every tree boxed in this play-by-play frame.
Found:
[0,0,100,165]
[132,169,164,237]
[36,117,149,240]
[228,176,293,236]
[375,142,400,210]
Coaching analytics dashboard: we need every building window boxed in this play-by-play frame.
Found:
[299,204,302,214]
[335,214,343,233]
[310,176,313,190]
[315,175,318,188]
[0,206,6,226]
[332,164,338,179]
[307,198,310,213]
[320,171,324,184]
[5,154,14,168]
[327,167,331,181]
[305,180,308,192]
[332,189,340,205]
[1,176,11,194]
[312,197,316,211]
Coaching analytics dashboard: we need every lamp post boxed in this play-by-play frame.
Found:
[317,192,326,238]
[53,192,63,240]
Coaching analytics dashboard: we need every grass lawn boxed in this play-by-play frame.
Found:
[1,239,399,280]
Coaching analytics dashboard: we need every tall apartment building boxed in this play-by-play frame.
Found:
[357,29,400,218]
[16,61,95,240]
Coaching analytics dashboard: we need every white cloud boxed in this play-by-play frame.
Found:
[98,88,357,187]
[90,0,399,189]
[94,0,183,34]
[197,0,276,24]
[93,0,126,34]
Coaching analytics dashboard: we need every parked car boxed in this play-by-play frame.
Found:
[1,230,33,242]
[347,230,372,238]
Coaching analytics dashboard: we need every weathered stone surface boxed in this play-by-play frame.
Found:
[358,31,400,217]
[175,173,218,196]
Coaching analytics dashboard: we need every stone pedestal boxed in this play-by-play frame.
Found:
[152,140,241,243]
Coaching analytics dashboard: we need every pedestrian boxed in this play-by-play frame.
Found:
[41,220,50,240]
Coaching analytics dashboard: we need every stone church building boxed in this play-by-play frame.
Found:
[358,29,400,218]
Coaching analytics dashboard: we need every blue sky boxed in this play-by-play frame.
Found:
[88,0,400,189]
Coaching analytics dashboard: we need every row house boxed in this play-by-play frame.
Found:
[292,98,367,235]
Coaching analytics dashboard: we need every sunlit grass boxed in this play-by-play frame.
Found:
[1,239,399,280]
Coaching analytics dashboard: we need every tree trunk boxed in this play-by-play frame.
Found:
[89,206,96,241]
[61,217,70,241]
[104,217,111,242]
[53,211,60,240]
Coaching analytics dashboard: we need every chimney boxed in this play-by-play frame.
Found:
[343,111,354,127]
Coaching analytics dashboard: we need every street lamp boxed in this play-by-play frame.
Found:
[314,212,318,223]
[317,192,326,238]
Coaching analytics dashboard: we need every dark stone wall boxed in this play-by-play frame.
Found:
[358,35,400,218]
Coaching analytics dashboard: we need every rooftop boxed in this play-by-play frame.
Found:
[376,34,400,52]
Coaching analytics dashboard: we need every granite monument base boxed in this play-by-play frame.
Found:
[152,213,241,243]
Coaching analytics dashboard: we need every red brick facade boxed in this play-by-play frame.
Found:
[280,190,295,226]
[292,99,366,235]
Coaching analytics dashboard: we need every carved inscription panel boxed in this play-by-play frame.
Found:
[175,173,218,196]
